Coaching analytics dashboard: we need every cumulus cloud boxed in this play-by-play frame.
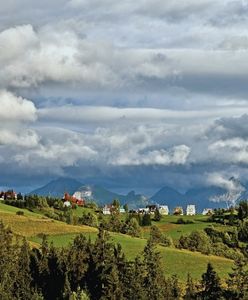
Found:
[209,138,248,164]
[1,0,248,191]
[0,90,37,122]
[111,145,190,166]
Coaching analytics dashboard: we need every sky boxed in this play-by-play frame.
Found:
[1,0,248,194]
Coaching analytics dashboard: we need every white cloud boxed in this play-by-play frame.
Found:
[0,129,39,147]
[111,145,190,166]
[0,90,37,122]
[209,138,248,164]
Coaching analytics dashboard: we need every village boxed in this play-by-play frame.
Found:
[0,189,213,216]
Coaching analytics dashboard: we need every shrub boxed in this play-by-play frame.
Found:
[16,211,24,216]
[176,218,194,224]
[79,212,98,227]
[142,213,151,226]
[150,225,173,246]
[178,230,212,255]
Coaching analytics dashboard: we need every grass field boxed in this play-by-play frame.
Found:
[0,202,234,281]
[0,202,97,237]
[142,215,226,240]
[30,230,233,281]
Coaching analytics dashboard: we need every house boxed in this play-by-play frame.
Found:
[119,206,126,213]
[146,205,158,213]
[186,205,196,216]
[173,206,184,215]
[138,207,149,214]
[63,200,71,208]
[202,208,213,216]
[0,190,17,200]
[102,205,112,215]
[159,205,169,215]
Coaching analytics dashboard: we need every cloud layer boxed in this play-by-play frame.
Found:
[1,1,248,192]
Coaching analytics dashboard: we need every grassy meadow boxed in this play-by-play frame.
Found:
[0,202,234,281]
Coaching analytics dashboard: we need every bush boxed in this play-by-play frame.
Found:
[142,213,151,226]
[238,219,248,242]
[125,218,141,237]
[79,212,98,227]
[178,230,212,255]
[176,218,194,224]
[150,225,173,246]
[16,211,24,216]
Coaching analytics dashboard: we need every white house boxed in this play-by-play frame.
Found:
[119,206,126,213]
[186,205,196,216]
[63,200,72,208]
[102,205,111,215]
[159,205,169,215]
[202,208,213,215]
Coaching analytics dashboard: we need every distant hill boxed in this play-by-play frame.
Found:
[150,186,186,206]
[30,178,148,208]
[73,185,148,209]
[150,185,229,212]
[29,178,82,198]
[30,176,247,211]
[150,177,248,212]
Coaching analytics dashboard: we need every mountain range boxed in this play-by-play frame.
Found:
[30,178,148,209]
[30,177,248,211]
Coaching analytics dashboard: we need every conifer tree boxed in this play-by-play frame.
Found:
[226,258,248,299]
[66,234,90,291]
[184,273,197,300]
[14,239,33,299]
[143,239,166,299]
[200,263,223,300]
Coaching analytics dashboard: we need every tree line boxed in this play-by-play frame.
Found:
[0,221,248,300]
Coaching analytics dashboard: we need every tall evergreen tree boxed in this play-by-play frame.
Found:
[184,273,197,300]
[66,234,90,291]
[226,258,248,299]
[143,239,166,300]
[200,263,223,300]
[14,239,33,299]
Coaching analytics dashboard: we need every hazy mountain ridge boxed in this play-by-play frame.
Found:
[30,178,148,209]
[30,177,248,210]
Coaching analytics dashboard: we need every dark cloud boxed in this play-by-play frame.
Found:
[1,1,248,192]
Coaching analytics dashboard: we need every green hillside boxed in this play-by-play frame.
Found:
[0,202,234,281]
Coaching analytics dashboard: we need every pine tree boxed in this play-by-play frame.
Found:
[124,257,147,300]
[200,263,223,300]
[226,258,248,299]
[0,222,18,299]
[184,273,197,300]
[143,239,166,300]
[66,234,90,291]
[154,208,161,221]
[14,238,33,299]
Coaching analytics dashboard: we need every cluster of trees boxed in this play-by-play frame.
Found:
[209,201,248,225]
[1,221,248,300]
[177,227,246,260]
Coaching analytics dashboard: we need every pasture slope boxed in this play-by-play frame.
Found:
[0,202,233,281]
